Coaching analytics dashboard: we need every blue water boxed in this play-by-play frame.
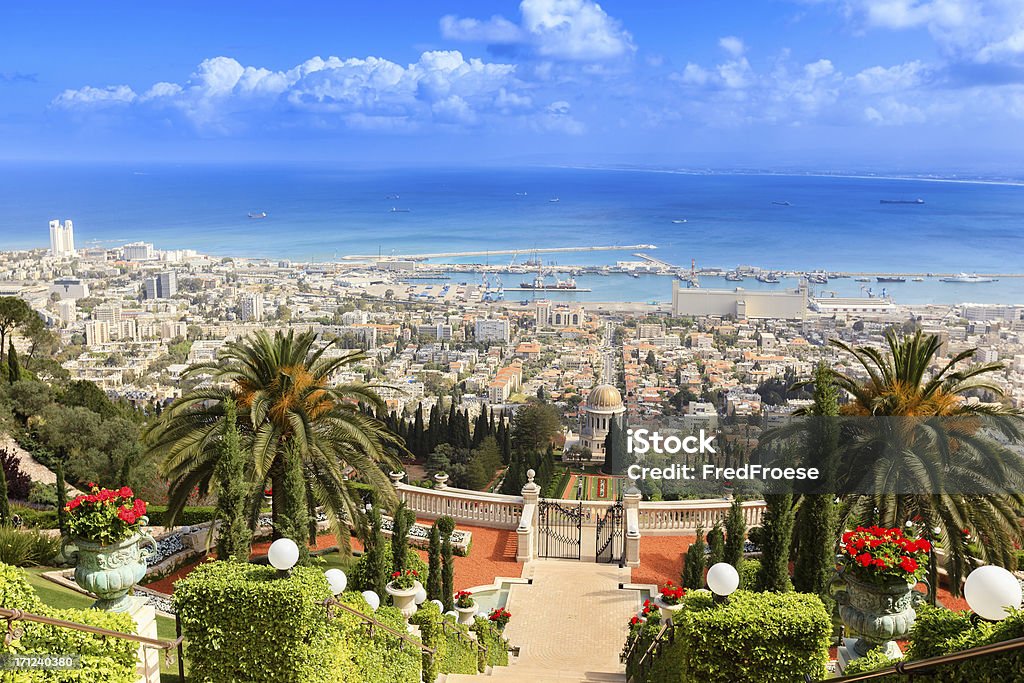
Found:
[2,164,1024,303]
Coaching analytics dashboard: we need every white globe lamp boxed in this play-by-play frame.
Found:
[361,590,381,611]
[964,566,1023,622]
[414,587,427,605]
[267,538,299,575]
[444,610,457,619]
[706,562,740,599]
[431,599,445,611]
[324,569,347,595]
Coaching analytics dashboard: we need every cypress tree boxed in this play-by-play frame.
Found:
[707,523,725,566]
[7,340,19,384]
[277,446,310,564]
[214,400,254,562]
[364,507,389,597]
[412,403,425,457]
[724,498,747,568]
[0,456,9,526]
[758,491,794,592]
[391,503,415,575]
[427,523,443,602]
[681,527,706,589]
[793,362,841,596]
[446,400,457,443]
[55,459,68,534]
[437,516,456,611]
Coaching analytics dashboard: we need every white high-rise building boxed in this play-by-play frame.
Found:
[239,293,265,322]
[49,220,75,257]
[123,242,155,261]
[474,318,510,343]
[84,320,111,346]
[57,300,77,326]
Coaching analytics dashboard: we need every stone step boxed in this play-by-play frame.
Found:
[446,665,626,682]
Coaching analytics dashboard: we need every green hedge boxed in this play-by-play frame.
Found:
[628,590,831,683]
[0,563,138,683]
[350,544,429,593]
[841,605,1024,681]
[737,558,762,591]
[174,560,422,683]
[410,603,479,682]
[144,505,218,527]
[471,616,510,670]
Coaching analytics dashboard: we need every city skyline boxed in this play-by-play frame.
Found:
[2,1,1024,169]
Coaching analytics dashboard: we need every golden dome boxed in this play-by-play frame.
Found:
[587,384,623,409]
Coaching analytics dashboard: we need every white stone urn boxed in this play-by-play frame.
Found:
[654,597,685,625]
[386,580,422,619]
[455,602,477,626]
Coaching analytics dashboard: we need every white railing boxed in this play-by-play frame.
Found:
[396,484,524,530]
[637,499,767,534]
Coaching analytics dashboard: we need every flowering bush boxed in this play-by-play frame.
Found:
[659,580,686,606]
[840,525,930,585]
[488,607,511,630]
[638,598,661,624]
[65,485,148,545]
[389,569,420,590]
[454,590,475,609]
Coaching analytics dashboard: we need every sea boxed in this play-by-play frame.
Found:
[2,163,1024,305]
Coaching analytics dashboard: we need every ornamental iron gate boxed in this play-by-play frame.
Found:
[537,500,583,560]
[595,501,624,564]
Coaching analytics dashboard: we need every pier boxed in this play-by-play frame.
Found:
[341,244,657,261]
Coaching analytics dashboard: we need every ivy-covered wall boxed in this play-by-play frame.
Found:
[0,563,138,683]
[410,602,480,682]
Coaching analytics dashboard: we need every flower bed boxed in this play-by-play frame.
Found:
[381,515,473,556]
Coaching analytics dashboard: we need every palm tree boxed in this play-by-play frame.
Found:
[145,330,405,548]
[826,330,1024,593]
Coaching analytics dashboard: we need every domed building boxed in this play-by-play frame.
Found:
[579,384,626,463]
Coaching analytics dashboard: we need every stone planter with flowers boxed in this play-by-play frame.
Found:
[454,590,477,626]
[386,569,423,619]
[654,580,686,624]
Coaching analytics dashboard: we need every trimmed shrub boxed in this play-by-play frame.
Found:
[898,605,1024,681]
[175,562,343,682]
[629,590,831,683]
[737,558,762,591]
[410,603,478,682]
[842,647,901,679]
[144,505,218,527]
[10,504,59,529]
[471,616,510,670]
[0,564,137,683]
[174,560,422,683]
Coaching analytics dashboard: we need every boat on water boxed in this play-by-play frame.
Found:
[725,271,744,282]
[771,201,792,206]
[385,194,400,200]
[939,273,999,283]
[912,277,924,282]
[880,198,925,204]
[854,277,872,283]
[549,198,560,203]
[520,275,577,290]
[756,272,781,284]
[630,272,640,278]
[672,219,687,224]
[390,207,411,213]
[248,211,267,219]
[808,272,828,284]
[876,276,906,283]
[515,192,528,196]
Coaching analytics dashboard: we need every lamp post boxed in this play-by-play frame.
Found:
[964,565,1023,623]
[268,538,299,579]
[707,562,739,605]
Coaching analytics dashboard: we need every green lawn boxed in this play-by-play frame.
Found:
[22,567,183,683]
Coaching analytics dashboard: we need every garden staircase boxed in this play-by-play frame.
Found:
[445,560,633,683]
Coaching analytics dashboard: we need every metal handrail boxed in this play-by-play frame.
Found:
[623,622,671,673]
[809,634,1024,682]
[0,607,183,651]
[322,598,435,657]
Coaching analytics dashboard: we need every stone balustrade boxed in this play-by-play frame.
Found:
[395,482,525,530]
[637,499,767,535]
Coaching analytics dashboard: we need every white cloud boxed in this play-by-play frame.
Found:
[441,0,635,61]
[52,85,136,108]
[440,15,524,43]
[852,60,928,93]
[718,36,746,57]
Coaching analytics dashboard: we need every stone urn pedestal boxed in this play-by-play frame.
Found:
[64,530,158,612]
[834,574,917,672]
[386,580,422,619]
[455,603,477,626]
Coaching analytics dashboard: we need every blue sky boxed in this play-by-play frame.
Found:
[2,1,1024,170]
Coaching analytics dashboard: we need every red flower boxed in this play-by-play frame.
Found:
[392,571,401,578]
[900,557,918,573]
[630,615,640,626]
[856,552,873,567]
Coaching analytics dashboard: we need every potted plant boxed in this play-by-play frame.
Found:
[833,525,930,658]
[61,485,157,612]
[654,581,686,624]
[386,569,422,619]
[263,486,273,503]
[454,590,476,626]
[488,607,511,631]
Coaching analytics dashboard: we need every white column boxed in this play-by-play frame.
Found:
[517,469,541,562]
[623,487,642,568]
